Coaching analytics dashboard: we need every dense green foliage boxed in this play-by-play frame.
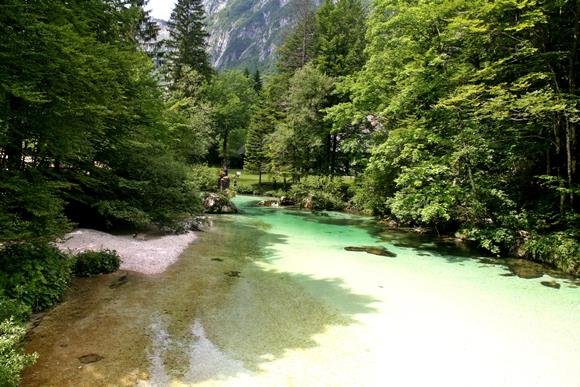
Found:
[0,244,71,312]
[245,0,578,272]
[290,176,351,211]
[204,70,257,167]
[0,297,31,325]
[343,0,579,268]
[189,165,221,192]
[73,250,121,277]
[0,1,206,237]
[0,319,37,387]
[262,0,369,179]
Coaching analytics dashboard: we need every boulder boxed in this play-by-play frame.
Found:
[280,196,295,206]
[202,193,238,214]
[257,199,280,207]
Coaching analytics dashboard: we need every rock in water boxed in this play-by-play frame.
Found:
[541,280,561,289]
[280,196,295,206]
[344,246,397,257]
[505,259,545,279]
[79,354,104,364]
[202,193,238,214]
[257,199,280,207]
[109,273,129,289]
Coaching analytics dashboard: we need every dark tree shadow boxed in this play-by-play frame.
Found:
[22,209,379,386]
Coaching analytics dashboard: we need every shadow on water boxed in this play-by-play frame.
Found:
[369,223,580,286]
[258,199,580,287]
[23,211,379,386]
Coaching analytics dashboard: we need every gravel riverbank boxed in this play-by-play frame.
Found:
[57,228,198,274]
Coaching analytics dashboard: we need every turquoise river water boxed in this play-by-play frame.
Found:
[23,195,580,386]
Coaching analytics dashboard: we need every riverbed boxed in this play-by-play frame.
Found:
[22,195,580,386]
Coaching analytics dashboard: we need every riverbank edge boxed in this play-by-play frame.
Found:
[249,194,579,279]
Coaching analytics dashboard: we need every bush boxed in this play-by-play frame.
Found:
[290,176,351,211]
[0,319,38,387]
[235,184,255,195]
[0,243,72,312]
[190,165,220,192]
[263,189,287,198]
[73,250,121,277]
[0,296,31,324]
[523,232,580,274]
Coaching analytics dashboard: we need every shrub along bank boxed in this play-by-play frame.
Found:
[0,243,121,386]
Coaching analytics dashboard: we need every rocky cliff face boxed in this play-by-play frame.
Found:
[202,0,319,71]
[154,0,319,71]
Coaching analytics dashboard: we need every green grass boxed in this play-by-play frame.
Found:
[229,169,274,185]
[228,169,356,195]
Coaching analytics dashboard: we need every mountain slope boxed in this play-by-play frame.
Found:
[202,0,319,71]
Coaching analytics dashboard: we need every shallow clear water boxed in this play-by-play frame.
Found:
[23,196,580,386]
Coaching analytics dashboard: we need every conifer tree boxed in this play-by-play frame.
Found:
[276,0,317,74]
[315,0,366,77]
[166,0,213,84]
[253,70,263,93]
[245,102,275,185]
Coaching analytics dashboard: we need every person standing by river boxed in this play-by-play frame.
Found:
[218,168,230,191]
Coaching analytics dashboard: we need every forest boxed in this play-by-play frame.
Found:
[0,0,578,385]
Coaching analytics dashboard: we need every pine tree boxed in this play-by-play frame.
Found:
[130,0,161,57]
[276,0,317,75]
[244,103,275,185]
[253,70,263,93]
[165,0,213,84]
[315,0,366,77]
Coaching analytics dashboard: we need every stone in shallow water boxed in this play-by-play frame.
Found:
[344,246,397,257]
[506,259,545,279]
[78,354,104,364]
[202,193,238,214]
[109,274,129,289]
[257,199,280,207]
[541,280,561,289]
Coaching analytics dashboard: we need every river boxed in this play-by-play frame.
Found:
[22,195,580,386]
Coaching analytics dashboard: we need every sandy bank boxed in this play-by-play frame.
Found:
[57,228,198,275]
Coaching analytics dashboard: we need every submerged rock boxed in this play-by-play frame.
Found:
[541,280,561,289]
[202,193,238,214]
[379,218,398,229]
[505,259,545,279]
[79,354,104,364]
[109,273,129,289]
[345,246,397,257]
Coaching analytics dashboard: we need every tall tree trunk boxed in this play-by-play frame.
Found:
[330,134,338,177]
[5,96,24,171]
[566,0,579,207]
[222,126,229,169]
